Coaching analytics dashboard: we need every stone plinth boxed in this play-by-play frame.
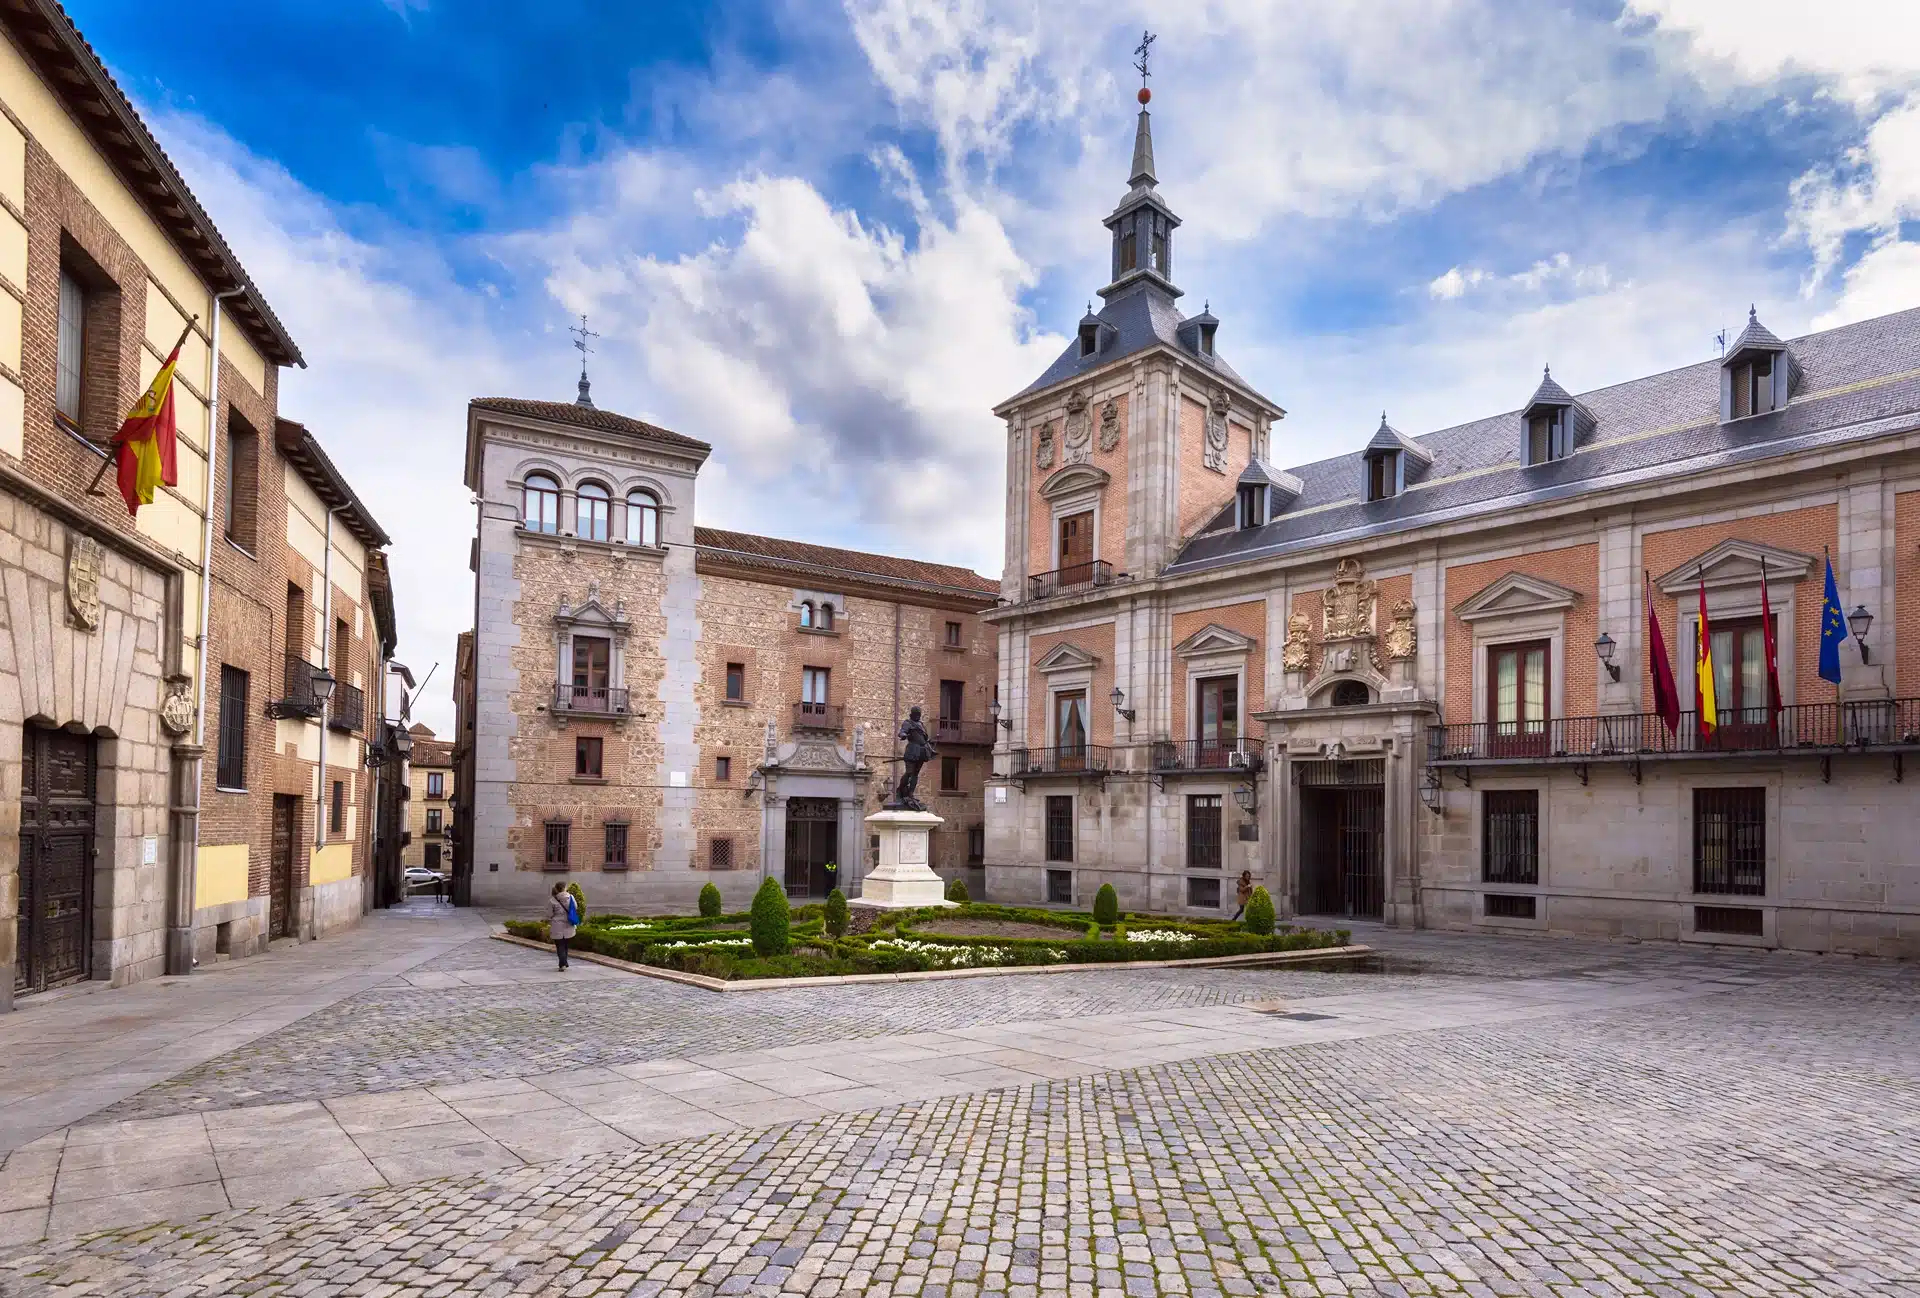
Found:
[852,809,956,910]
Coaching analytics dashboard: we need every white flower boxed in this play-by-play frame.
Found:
[1125,929,1198,944]
[656,938,752,951]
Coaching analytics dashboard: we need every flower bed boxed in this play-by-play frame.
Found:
[503,902,1350,982]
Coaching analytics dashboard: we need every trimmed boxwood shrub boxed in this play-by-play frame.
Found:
[750,876,791,956]
[566,882,586,920]
[1092,883,1119,928]
[945,876,970,903]
[1244,886,1275,935]
[699,882,723,919]
[825,888,849,937]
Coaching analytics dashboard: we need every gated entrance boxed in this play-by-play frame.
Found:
[1296,759,1384,919]
[783,798,839,899]
[16,726,94,995]
[270,795,297,939]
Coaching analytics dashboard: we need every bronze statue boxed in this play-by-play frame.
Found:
[889,706,937,810]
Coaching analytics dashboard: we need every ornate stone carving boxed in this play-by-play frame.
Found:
[787,742,847,772]
[1062,390,1092,466]
[1383,599,1417,662]
[159,675,195,737]
[764,720,779,767]
[1098,398,1121,453]
[65,533,103,632]
[1035,420,1055,470]
[1282,613,1312,674]
[1202,390,1231,474]
[1321,557,1378,642]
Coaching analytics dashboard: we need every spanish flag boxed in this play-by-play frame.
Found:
[112,346,181,516]
[1695,577,1717,741]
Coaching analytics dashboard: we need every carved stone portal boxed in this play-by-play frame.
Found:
[1203,391,1230,474]
[1098,398,1121,453]
[1282,613,1312,674]
[66,532,103,632]
[1062,390,1092,466]
[1383,599,1417,662]
[1321,557,1378,642]
[1035,419,1055,470]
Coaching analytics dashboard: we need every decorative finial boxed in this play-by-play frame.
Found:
[1134,30,1155,104]
[1543,362,1551,378]
[1204,299,1210,313]
[570,314,600,408]
[1380,410,1389,428]
[1749,304,1757,322]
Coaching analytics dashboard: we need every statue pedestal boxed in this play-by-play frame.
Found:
[851,809,955,910]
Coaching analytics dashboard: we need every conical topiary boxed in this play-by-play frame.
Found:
[698,881,723,919]
[945,876,970,903]
[749,876,791,956]
[1093,883,1119,928]
[1243,886,1275,935]
[825,888,849,937]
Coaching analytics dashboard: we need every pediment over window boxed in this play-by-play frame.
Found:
[1454,572,1579,623]
[1039,463,1112,500]
[555,581,630,636]
[1034,642,1099,673]
[1655,539,1815,596]
[1174,624,1256,659]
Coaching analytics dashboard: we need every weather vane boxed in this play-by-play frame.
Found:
[570,314,600,407]
[1134,30,1156,101]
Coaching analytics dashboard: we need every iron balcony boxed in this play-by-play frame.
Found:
[1150,738,1260,774]
[934,718,998,746]
[328,681,364,733]
[552,683,632,716]
[1027,560,1114,601]
[1428,699,1920,767]
[1008,744,1113,777]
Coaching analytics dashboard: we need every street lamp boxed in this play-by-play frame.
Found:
[1595,632,1620,682]
[987,698,1012,731]
[309,667,337,709]
[1110,686,1135,724]
[1849,605,1874,664]
[393,725,414,758]
[1232,782,1256,813]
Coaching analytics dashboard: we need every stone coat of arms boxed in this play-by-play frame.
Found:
[66,533,103,632]
[1098,399,1121,453]
[1035,419,1055,470]
[1282,612,1312,674]
[1203,391,1230,474]
[1321,557,1378,641]
[1383,599,1418,662]
[1062,390,1092,466]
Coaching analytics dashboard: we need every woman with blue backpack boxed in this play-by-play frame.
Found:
[548,881,579,970]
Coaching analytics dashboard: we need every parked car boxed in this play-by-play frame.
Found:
[404,867,443,889]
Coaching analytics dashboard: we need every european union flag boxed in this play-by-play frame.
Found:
[1818,554,1846,684]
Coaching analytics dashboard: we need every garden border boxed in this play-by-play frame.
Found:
[492,930,1374,992]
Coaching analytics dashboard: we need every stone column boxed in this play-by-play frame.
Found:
[1839,472,1891,700]
[165,743,204,976]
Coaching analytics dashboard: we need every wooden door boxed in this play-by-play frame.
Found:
[270,795,296,939]
[1057,512,1092,578]
[16,726,94,995]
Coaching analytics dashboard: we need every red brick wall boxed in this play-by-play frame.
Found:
[1026,622,1116,748]
[1170,600,1266,739]
[1445,545,1599,723]
[1024,391,1130,579]
[1897,491,1920,700]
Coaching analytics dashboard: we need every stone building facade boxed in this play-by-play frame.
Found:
[460,395,999,913]
[403,723,453,875]
[985,92,1920,958]
[0,4,394,1006]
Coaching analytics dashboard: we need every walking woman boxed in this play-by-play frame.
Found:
[549,881,578,970]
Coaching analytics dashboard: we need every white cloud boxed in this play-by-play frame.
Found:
[1427,255,1610,301]
[1623,0,1920,105]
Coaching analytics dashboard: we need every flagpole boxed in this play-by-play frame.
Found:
[87,315,198,496]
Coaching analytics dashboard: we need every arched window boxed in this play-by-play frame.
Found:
[522,473,559,534]
[1331,680,1371,707]
[799,601,814,628]
[818,602,835,631]
[576,481,610,542]
[625,489,660,547]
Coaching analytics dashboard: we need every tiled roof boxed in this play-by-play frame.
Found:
[410,736,454,768]
[695,528,1000,599]
[1169,304,1920,576]
[1009,282,1264,403]
[469,398,712,452]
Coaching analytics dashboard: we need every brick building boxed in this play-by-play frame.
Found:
[984,90,1920,957]
[403,722,452,875]
[0,3,395,1006]
[458,392,999,912]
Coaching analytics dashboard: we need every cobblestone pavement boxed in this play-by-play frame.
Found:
[6,954,1915,1297]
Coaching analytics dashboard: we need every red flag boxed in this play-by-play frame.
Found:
[1695,578,1718,742]
[1645,573,1680,738]
[1759,559,1783,734]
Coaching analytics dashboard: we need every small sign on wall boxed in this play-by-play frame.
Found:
[993,787,1007,804]
[669,771,688,788]
[141,836,157,865]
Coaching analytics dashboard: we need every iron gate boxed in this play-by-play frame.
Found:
[1298,784,1384,919]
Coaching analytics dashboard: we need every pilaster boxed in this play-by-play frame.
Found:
[1838,470,1890,699]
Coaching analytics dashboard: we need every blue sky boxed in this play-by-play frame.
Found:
[71,0,1920,731]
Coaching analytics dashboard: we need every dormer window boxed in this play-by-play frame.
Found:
[1079,321,1098,358]
[1199,322,1215,356]
[1367,452,1398,502]
[1730,353,1774,418]
[1237,484,1266,530]
[1520,365,1587,466]
[1526,408,1570,464]
[1719,308,1798,422]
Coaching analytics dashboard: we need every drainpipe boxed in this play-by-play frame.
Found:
[168,288,245,978]
[313,505,339,938]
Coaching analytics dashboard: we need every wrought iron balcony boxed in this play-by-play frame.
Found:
[552,683,632,716]
[792,702,845,733]
[273,654,321,719]
[1428,700,1920,767]
[1027,560,1114,601]
[1150,738,1260,773]
[1008,744,1113,777]
[328,681,364,733]
[934,717,998,746]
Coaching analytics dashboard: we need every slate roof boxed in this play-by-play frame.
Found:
[469,398,712,453]
[1364,415,1432,465]
[1728,307,1787,355]
[1011,281,1260,402]
[1238,457,1304,497]
[695,528,1000,600]
[1168,304,1920,576]
[1525,366,1578,408]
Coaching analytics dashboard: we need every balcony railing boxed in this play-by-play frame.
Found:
[1008,744,1113,776]
[934,718,998,746]
[792,702,845,733]
[1429,700,1920,765]
[328,681,364,733]
[1150,738,1258,773]
[277,655,321,718]
[1028,560,1114,601]
[553,683,632,716]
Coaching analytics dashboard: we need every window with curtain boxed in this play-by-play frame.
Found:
[801,666,830,711]
[625,489,661,546]
[522,474,560,533]
[576,481,610,541]
[1487,641,1549,754]
[1196,676,1239,751]
[1707,616,1773,723]
[1054,690,1087,754]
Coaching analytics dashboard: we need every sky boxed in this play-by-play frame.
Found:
[70,0,1920,734]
